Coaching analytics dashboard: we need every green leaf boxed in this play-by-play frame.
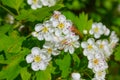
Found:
[0,31,25,53]
[78,12,92,32]
[114,45,120,62]
[16,4,64,22]
[36,67,51,80]
[20,67,31,80]
[63,11,92,34]
[0,24,11,34]
[0,54,22,80]
[1,0,23,11]
[55,53,71,78]
[72,53,80,68]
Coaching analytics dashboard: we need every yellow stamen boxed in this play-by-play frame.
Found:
[34,55,41,63]
[94,27,99,33]
[42,27,48,33]
[93,58,99,65]
[33,0,37,4]
[58,23,64,29]
[48,48,52,54]
[87,45,93,50]
[99,44,104,49]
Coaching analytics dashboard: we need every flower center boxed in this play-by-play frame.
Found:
[93,58,99,65]
[53,14,59,19]
[87,45,93,50]
[48,48,52,54]
[58,23,64,29]
[99,44,104,49]
[33,0,37,4]
[34,55,41,63]
[94,27,99,33]
[42,27,48,33]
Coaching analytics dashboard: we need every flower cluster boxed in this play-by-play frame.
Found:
[32,11,80,54]
[27,0,57,9]
[81,22,119,80]
[26,11,80,71]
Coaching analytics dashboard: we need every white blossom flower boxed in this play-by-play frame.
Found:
[81,38,97,57]
[27,0,42,9]
[71,72,81,80]
[94,70,106,80]
[34,21,54,41]
[26,47,51,71]
[42,41,60,56]
[57,34,80,54]
[5,14,14,24]
[109,31,119,48]
[50,11,61,21]
[96,39,112,59]
[89,22,105,38]
[88,53,108,72]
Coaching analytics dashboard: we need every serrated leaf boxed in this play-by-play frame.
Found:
[0,55,22,80]
[63,11,92,34]
[0,31,25,53]
[114,45,120,62]
[55,53,71,78]
[20,67,31,80]
[0,48,30,80]
[16,4,64,22]
[36,67,51,80]
[1,0,23,11]
[78,12,92,32]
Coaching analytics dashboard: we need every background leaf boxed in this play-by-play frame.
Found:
[1,0,23,11]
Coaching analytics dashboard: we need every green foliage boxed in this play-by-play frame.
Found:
[114,45,120,62]
[1,0,23,11]
[55,53,71,78]
[35,68,51,80]
[16,4,64,22]
[63,11,92,34]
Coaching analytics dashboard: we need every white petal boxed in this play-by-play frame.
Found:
[41,0,48,6]
[81,42,88,48]
[104,28,110,36]
[94,34,100,39]
[37,33,44,40]
[58,15,66,22]
[52,20,59,27]
[89,29,94,34]
[31,62,40,71]
[88,38,95,44]
[52,50,60,56]
[31,47,41,55]
[31,5,37,10]
[38,62,47,70]
[69,46,74,54]
[26,54,34,63]
[73,42,80,48]
[27,0,32,5]
[32,32,38,37]
[35,23,43,32]
[55,29,62,36]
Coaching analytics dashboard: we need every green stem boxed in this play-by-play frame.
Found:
[0,4,15,16]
